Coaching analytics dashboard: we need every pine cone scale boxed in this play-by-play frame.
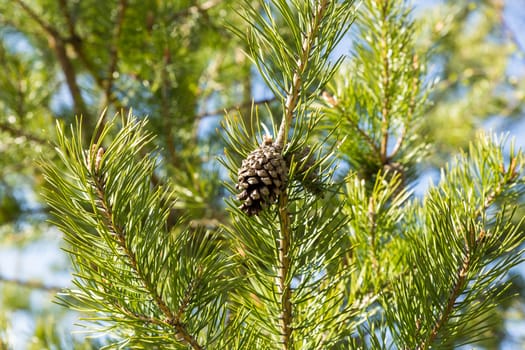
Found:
[257,169,268,177]
[247,177,259,185]
[261,177,273,185]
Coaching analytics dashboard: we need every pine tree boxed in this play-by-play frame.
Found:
[5,0,525,349]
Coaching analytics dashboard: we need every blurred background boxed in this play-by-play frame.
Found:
[0,0,524,349]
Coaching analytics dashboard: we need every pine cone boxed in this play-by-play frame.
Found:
[236,136,288,216]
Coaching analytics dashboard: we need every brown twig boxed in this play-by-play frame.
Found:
[170,0,222,22]
[367,197,380,278]
[342,113,381,154]
[0,275,63,292]
[57,0,106,94]
[14,0,90,123]
[91,0,128,139]
[196,97,277,120]
[160,46,177,164]
[418,250,470,350]
[57,0,76,38]
[175,267,202,322]
[57,0,126,114]
[276,193,293,349]
[104,0,128,109]
[0,122,48,145]
[379,1,391,164]
[13,0,55,34]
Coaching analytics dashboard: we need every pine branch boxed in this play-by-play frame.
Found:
[0,275,63,292]
[275,0,328,148]
[103,0,128,115]
[276,193,293,349]
[325,0,427,183]
[323,90,380,153]
[367,197,380,277]
[419,245,471,350]
[13,0,91,122]
[55,0,123,112]
[225,1,357,347]
[196,97,277,120]
[89,148,204,350]
[273,2,330,347]
[379,1,392,164]
[0,122,48,145]
[12,0,56,35]
[418,158,521,349]
[160,46,177,164]
[175,269,202,322]
[346,117,380,155]
[57,0,77,40]
[42,114,236,348]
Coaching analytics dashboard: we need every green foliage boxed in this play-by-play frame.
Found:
[1,0,525,348]
[385,134,524,348]
[40,0,525,349]
[43,113,236,349]
[419,0,524,159]
[233,0,354,101]
[322,0,428,185]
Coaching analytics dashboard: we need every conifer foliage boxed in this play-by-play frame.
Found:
[41,0,525,349]
[43,115,235,348]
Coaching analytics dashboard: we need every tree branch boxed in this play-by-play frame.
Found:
[50,36,90,120]
[175,267,202,322]
[276,193,293,349]
[57,0,76,39]
[275,0,329,148]
[273,2,330,349]
[417,168,519,349]
[12,0,56,35]
[91,160,203,350]
[379,1,391,164]
[367,197,380,278]
[170,0,222,22]
[160,47,177,164]
[341,112,381,154]
[14,0,90,123]
[418,249,470,350]
[0,122,48,145]
[0,274,63,292]
[57,0,121,112]
[196,97,277,120]
[104,0,128,108]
